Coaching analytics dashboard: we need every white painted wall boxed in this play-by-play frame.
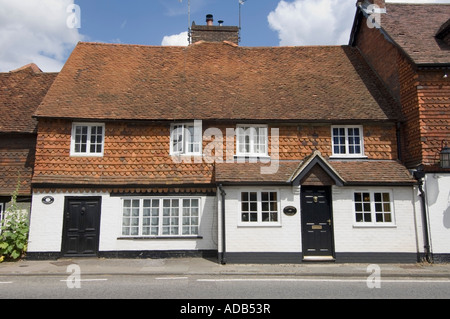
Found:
[28,192,72,252]
[332,186,419,254]
[29,185,420,257]
[28,191,218,253]
[220,185,418,256]
[220,186,301,254]
[425,173,450,255]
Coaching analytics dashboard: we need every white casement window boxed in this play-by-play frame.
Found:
[236,125,268,157]
[331,126,364,157]
[71,123,105,156]
[121,197,200,237]
[353,191,395,226]
[170,122,202,155]
[240,191,280,225]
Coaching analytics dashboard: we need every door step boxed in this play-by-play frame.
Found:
[303,256,335,262]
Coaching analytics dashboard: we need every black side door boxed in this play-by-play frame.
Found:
[301,186,334,260]
[61,197,102,257]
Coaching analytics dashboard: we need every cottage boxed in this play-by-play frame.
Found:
[350,0,450,262]
[0,64,56,222]
[27,16,419,263]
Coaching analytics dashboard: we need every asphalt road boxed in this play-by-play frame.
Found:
[1,274,450,301]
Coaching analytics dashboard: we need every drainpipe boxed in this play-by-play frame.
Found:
[413,169,433,263]
[218,184,227,264]
[396,122,402,162]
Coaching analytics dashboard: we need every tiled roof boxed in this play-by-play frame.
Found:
[0,64,57,133]
[215,159,415,186]
[35,42,401,122]
[215,161,299,184]
[382,3,450,65]
[329,160,415,185]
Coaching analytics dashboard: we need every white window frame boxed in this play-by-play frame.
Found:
[236,124,269,157]
[331,125,365,158]
[169,122,202,156]
[238,190,281,227]
[70,122,105,157]
[352,190,396,227]
[120,197,201,237]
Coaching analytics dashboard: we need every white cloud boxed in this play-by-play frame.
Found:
[386,0,450,2]
[268,0,356,46]
[267,0,450,47]
[161,31,189,46]
[0,0,83,72]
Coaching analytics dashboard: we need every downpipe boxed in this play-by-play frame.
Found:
[218,184,227,265]
[413,170,433,263]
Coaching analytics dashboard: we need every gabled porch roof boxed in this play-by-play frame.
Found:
[215,152,416,187]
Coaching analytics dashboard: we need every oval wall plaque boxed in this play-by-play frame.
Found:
[283,206,297,216]
[42,196,54,205]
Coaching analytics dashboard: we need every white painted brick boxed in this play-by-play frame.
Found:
[425,174,450,254]
[28,191,217,253]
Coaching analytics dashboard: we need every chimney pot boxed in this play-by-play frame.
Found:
[206,14,214,26]
[218,20,224,26]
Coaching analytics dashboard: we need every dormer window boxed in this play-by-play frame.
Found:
[70,123,105,157]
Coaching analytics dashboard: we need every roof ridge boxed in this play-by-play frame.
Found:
[9,63,42,73]
[76,40,349,51]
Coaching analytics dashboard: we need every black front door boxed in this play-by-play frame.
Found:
[301,187,334,260]
[62,197,102,256]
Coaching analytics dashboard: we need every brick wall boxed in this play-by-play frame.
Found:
[354,16,401,102]
[191,25,239,44]
[354,15,450,168]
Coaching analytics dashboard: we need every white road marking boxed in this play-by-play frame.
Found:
[197,278,450,283]
[155,277,188,280]
[60,278,108,282]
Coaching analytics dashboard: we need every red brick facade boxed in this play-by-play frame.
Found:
[352,4,450,169]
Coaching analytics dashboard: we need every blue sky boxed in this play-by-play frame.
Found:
[75,0,285,47]
[0,0,449,72]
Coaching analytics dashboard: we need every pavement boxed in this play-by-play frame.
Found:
[1,257,450,279]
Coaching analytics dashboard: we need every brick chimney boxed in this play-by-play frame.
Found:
[190,14,240,45]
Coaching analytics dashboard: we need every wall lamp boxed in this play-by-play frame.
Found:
[440,141,450,169]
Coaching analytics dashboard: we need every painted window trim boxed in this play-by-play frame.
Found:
[70,122,105,157]
[352,190,396,227]
[169,122,203,156]
[330,125,366,158]
[120,197,202,238]
[235,124,269,158]
[238,190,281,227]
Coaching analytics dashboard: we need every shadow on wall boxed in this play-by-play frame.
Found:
[443,191,450,229]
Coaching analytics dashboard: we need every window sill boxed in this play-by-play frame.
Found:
[237,223,282,228]
[117,236,203,240]
[352,224,396,228]
[70,153,104,157]
[234,155,271,162]
[169,153,203,157]
[329,155,368,159]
